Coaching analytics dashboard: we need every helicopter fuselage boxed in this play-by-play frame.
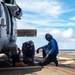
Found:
[0,1,21,56]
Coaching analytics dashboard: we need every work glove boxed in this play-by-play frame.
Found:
[27,58,33,62]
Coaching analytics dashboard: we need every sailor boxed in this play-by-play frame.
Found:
[22,40,35,65]
[36,33,59,66]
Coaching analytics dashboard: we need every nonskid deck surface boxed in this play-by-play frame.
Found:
[0,51,75,75]
[0,65,75,75]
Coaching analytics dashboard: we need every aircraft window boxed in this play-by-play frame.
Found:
[4,0,14,4]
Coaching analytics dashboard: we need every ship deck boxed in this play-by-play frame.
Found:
[0,51,75,75]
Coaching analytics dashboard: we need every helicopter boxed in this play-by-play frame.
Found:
[0,0,37,65]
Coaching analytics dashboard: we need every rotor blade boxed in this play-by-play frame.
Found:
[17,29,37,37]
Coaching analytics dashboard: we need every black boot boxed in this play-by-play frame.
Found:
[54,59,58,66]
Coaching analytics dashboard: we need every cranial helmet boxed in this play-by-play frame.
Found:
[26,40,34,49]
[45,33,52,41]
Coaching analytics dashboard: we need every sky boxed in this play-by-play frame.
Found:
[16,0,75,50]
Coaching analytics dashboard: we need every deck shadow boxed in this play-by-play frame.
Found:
[0,66,42,75]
